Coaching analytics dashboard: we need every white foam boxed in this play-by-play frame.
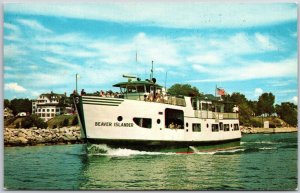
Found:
[259,147,277,150]
[87,144,176,156]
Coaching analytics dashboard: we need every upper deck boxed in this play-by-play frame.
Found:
[84,74,239,120]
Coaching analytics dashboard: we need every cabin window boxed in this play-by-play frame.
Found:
[127,85,137,93]
[157,119,161,124]
[202,103,207,110]
[212,124,219,132]
[165,108,184,129]
[146,85,150,93]
[219,122,224,130]
[234,124,239,131]
[133,118,152,128]
[207,104,212,111]
[192,124,201,132]
[137,85,145,93]
[224,124,230,131]
[191,98,197,110]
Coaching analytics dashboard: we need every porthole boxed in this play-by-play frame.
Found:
[157,119,161,124]
[186,123,189,127]
[207,124,209,128]
[117,116,123,122]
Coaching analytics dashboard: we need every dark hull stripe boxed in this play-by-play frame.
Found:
[87,138,241,151]
[82,96,124,102]
[83,102,119,106]
[82,99,122,104]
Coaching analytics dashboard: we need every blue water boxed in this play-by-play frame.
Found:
[4,133,298,190]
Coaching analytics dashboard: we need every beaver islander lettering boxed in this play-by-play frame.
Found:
[95,122,133,127]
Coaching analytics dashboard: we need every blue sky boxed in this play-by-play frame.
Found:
[3,2,298,104]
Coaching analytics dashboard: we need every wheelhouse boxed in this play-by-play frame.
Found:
[113,75,163,100]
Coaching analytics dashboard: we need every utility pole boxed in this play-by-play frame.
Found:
[76,73,78,93]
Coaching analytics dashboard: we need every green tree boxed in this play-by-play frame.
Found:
[62,118,69,127]
[167,84,202,97]
[257,93,275,116]
[10,98,32,115]
[4,99,11,109]
[72,116,79,126]
[228,92,254,126]
[21,114,48,129]
[275,102,297,127]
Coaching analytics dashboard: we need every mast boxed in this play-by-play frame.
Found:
[165,71,168,91]
[150,60,154,80]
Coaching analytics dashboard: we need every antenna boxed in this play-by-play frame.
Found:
[135,49,138,66]
[150,60,154,80]
[165,71,168,92]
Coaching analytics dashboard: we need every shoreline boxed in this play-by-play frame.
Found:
[4,126,298,147]
[4,126,83,147]
[240,126,298,134]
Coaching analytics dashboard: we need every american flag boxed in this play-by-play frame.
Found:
[216,87,225,96]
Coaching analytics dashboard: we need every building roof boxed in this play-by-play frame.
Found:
[113,80,163,88]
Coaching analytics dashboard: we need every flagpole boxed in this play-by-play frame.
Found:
[215,84,217,97]
[76,73,78,93]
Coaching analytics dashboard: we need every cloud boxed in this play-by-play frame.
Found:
[5,83,27,92]
[17,19,52,33]
[187,52,222,65]
[209,32,279,55]
[192,64,209,73]
[190,58,297,82]
[254,88,263,97]
[292,96,298,104]
[4,45,27,58]
[43,57,82,70]
[5,3,297,29]
[4,22,19,31]
[255,33,277,51]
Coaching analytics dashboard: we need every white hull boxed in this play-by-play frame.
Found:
[75,95,241,148]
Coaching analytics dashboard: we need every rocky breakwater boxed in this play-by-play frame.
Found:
[240,126,298,134]
[4,126,83,146]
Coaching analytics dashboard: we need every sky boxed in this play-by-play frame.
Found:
[3,2,298,104]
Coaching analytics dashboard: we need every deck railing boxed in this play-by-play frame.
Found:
[194,110,239,119]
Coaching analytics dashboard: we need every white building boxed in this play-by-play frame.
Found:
[32,92,67,122]
[4,107,13,119]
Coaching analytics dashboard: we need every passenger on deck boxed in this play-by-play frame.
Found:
[81,89,86,96]
[169,122,175,129]
[71,90,77,97]
[106,91,111,98]
[147,92,154,101]
[114,92,119,98]
[100,90,105,97]
[155,93,161,102]
[233,105,239,113]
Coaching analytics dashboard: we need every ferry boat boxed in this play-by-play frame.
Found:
[73,74,241,152]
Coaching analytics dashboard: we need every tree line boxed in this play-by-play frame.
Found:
[167,84,298,127]
[4,84,298,127]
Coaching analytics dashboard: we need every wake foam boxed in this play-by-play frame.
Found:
[87,144,176,156]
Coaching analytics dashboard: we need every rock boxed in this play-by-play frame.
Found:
[18,132,27,138]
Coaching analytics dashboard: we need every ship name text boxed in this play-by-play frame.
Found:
[95,121,134,127]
